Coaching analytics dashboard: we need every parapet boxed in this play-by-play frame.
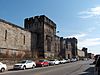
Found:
[24,15,56,28]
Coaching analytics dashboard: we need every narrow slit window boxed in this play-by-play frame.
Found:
[5,30,7,40]
[23,35,25,45]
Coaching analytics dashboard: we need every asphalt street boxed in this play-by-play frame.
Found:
[0,60,95,75]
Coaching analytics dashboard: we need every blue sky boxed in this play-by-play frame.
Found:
[0,0,100,55]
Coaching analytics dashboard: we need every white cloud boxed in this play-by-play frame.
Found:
[65,32,100,54]
[65,33,87,39]
[79,6,100,18]
[78,38,100,48]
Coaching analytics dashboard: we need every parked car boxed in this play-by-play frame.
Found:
[95,56,100,75]
[48,59,60,65]
[54,59,60,65]
[49,59,59,65]
[13,60,36,70]
[65,59,70,63]
[36,59,49,67]
[94,55,100,64]
[48,59,55,65]
[60,59,67,64]
[0,62,7,72]
[70,58,77,62]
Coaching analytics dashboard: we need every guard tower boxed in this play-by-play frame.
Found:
[24,15,56,58]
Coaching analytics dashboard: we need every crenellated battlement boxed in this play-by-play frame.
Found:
[24,15,56,29]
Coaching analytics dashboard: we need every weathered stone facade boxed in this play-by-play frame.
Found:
[0,15,78,59]
[77,49,85,60]
[24,15,57,58]
[60,37,73,59]
[0,19,31,58]
[77,49,85,57]
[82,47,88,58]
[60,37,66,58]
[54,35,60,58]
[66,38,78,58]
[65,42,72,59]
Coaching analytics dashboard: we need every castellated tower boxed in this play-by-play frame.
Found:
[66,37,78,58]
[24,15,56,58]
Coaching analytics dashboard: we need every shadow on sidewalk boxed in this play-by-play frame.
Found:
[79,67,95,75]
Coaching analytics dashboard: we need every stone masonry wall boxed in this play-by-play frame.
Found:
[0,19,31,58]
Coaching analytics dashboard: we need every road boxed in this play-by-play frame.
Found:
[0,60,95,75]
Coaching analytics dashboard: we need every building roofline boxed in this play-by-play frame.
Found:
[41,15,56,27]
[0,18,30,32]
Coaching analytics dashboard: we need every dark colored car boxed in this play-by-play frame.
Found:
[95,56,100,75]
[36,59,49,67]
[93,55,100,64]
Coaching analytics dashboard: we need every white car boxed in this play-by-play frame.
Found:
[70,58,77,62]
[13,60,36,70]
[65,59,70,63]
[48,60,56,65]
[54,59,60,65]
[60,59,67,64]
[0,62,7,72]
[49,59,60,65]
